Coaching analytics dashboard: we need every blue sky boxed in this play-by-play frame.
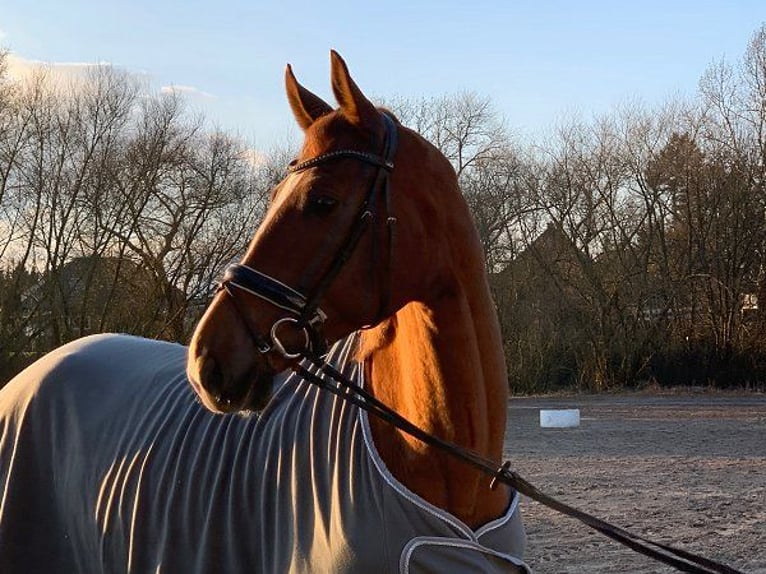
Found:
[1,1,764,150]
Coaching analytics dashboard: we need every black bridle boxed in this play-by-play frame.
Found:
[220,112,398,358]
[217,112,742,574]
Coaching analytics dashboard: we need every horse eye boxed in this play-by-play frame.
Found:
[306,195,339,216]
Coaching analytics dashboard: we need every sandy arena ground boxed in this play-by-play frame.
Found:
[503,393,766,573]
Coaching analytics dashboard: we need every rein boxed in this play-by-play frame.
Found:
[293,352,743,574]
[219,113,743,574]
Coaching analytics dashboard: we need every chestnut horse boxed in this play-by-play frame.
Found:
[0,53,527,572]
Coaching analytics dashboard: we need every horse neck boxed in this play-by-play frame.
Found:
[359,258,510,528]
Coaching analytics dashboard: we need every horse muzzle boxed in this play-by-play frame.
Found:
[186,293,297,414]
[187,341,278,414]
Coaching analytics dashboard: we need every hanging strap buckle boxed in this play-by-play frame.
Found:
[490,460,513,491]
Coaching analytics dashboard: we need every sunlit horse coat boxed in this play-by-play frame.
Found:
[0,334,528,573]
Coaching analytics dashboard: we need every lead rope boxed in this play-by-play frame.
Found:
[293,352,744,574]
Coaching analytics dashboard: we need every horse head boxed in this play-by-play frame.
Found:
[187,51,459,413]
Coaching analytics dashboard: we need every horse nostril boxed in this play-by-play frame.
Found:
[195,352,248,410]
[198,352,225,393]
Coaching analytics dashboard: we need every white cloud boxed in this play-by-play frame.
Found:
[5,53,112,87]
[4,54,37,81]
[160,84,215,99]
[240,148,267,168]
[4,53,220,123]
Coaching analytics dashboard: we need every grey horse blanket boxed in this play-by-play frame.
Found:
[0,333,529,573]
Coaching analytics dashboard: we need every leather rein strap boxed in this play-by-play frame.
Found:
[293,353,743,574]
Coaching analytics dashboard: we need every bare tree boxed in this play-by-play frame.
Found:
[98,92,275,341]
[386,92,526,271]
[0,63,282,380]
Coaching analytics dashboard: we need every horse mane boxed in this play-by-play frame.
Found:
[353,124,510,527]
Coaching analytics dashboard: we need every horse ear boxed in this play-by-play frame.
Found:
[330,50,380,129]
[285,64,333,131]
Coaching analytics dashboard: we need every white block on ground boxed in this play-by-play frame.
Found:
[540,408,580,428]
